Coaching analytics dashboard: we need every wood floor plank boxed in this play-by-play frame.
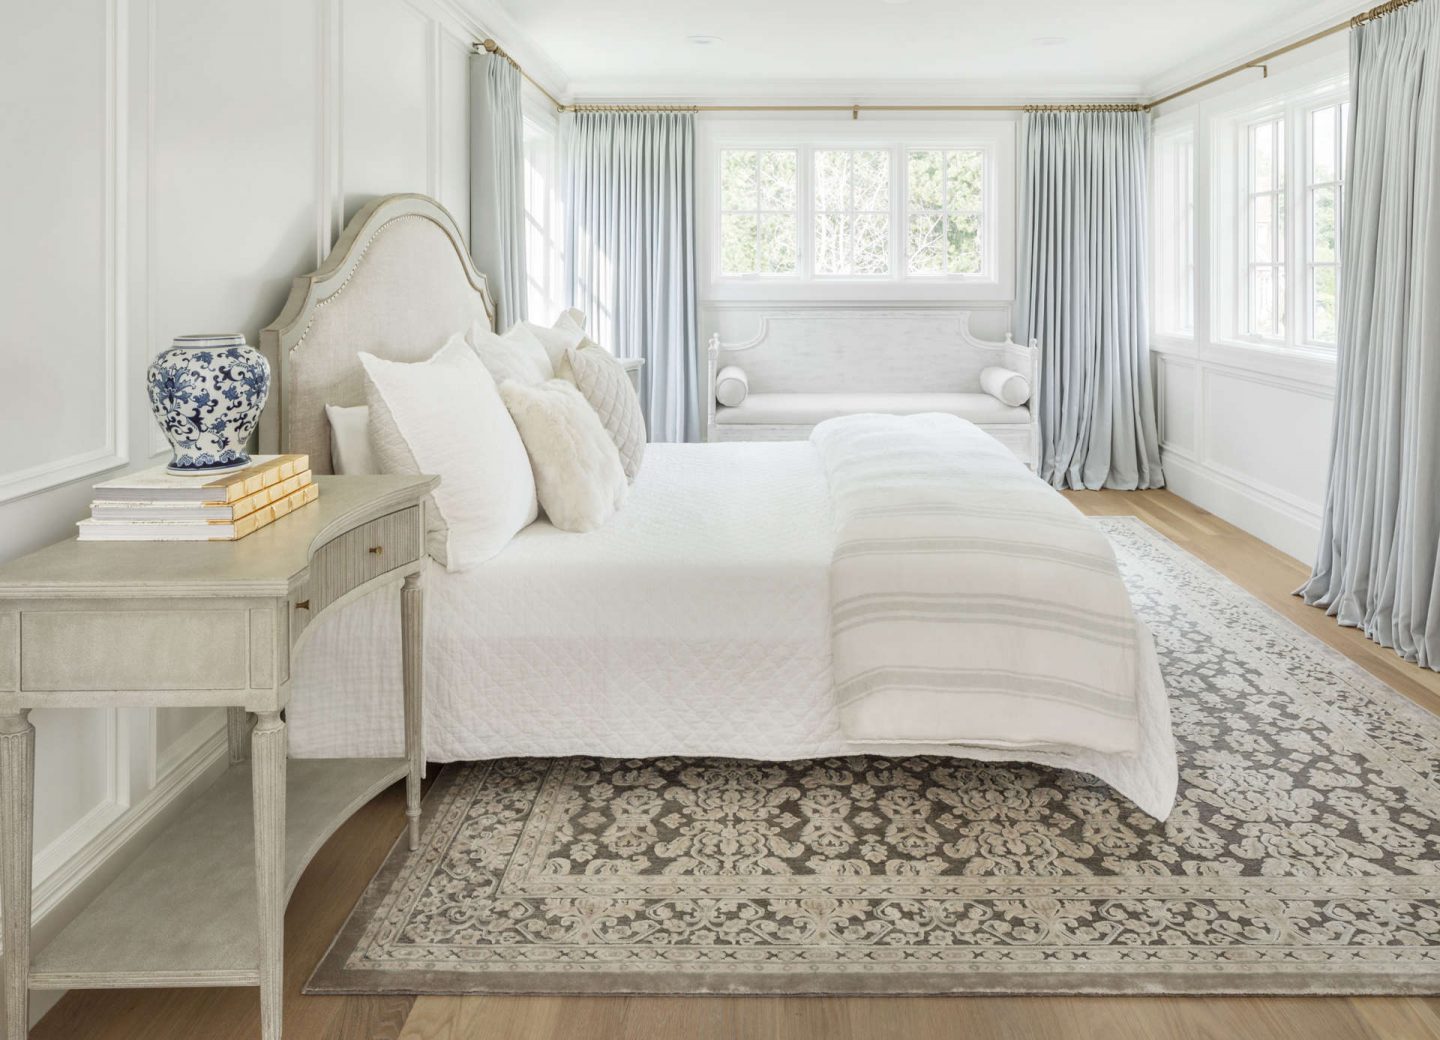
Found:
[33,489,1440,1040]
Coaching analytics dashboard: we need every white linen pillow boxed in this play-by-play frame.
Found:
[715,365,749,407]
[979,366,1031,407]
[556,341,646,483]
[498,378,627,532]
[325,403,377,475]
[522,312,587,371]
[468,320,552,385]
[361,335,537,570]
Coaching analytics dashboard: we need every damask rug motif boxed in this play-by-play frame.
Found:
[309,518,1440,995]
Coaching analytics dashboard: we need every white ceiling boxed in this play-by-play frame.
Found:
[483,0,1362,101]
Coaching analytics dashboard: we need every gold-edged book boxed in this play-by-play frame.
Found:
[90,471,313,523]
[91,454,310,505]
[78,483,320,541]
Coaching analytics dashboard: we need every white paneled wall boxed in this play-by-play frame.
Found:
[0,0,479,1013]
[1150,42,1349,563]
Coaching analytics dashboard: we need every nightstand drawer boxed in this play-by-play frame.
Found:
[304,506,422,617]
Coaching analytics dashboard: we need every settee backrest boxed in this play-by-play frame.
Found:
[713,311,1034,394]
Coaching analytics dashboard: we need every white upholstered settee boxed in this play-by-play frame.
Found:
[705,312,1041,468]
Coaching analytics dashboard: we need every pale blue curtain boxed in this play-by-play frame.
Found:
[1300,0,1440,669]
[1015,110,1164,490]
[469,51,527,330]
[562,111,700,442]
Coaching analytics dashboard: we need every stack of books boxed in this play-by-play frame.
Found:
[77,454,318,541]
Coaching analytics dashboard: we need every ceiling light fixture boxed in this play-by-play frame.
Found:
[687,34,722,46]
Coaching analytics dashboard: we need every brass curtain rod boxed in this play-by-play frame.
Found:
[479,0,1420,118]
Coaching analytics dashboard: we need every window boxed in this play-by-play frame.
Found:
[813,149,890,276]
[719,149,798,276]
[1215,85,1348,351]
[1153,131,1195,335]
[907,149,984,276]
[523,117,565,322]
[707,125,1010,297]
[1306,102,1348,346]
[1244,117,1286,339]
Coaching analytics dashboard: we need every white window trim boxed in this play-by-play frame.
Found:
[1152,122,1196,341]
[1210,77,1348,357]
[699,119,1015,303]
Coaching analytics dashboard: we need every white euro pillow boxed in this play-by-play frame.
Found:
[468,320,553,385]
[556,341,646,483]
[324,403,377,475]
[360,335,537,570]
[522,311,588,371]
[499,378,627,532]
[979,366,1031,407]
[715,365,749,407]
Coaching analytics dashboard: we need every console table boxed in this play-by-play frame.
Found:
[0,473,436,1040]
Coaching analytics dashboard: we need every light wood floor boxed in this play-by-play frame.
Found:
[32,489,1440,1040]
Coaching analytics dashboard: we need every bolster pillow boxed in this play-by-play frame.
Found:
[979,366,1031,407]
[715,365,749,407]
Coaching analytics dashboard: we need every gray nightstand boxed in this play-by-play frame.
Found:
[0,473,437,1040]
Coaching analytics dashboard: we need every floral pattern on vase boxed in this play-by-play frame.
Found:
[146,333,270,473]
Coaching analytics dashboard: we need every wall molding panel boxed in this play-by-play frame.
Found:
[0,0,130,506]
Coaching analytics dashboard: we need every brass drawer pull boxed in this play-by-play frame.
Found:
[368,545,384,555]
[294,599,310,611]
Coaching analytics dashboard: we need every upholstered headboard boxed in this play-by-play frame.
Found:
[258,194,496,474]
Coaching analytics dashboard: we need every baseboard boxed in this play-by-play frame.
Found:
[1162,450,1321,564]
[26,718,229,1028]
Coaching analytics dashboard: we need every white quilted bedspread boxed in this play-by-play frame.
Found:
[288,442,1176,817]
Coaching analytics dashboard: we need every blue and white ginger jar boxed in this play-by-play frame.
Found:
[146,334,270,473]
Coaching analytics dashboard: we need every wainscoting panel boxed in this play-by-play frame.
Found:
[1155,346,1333,563]
[340,0,434,225]
[0,0,125,504]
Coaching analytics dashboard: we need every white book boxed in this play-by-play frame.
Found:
[91,454,309,504]
[78,483,319,541]
[90,471,313,521]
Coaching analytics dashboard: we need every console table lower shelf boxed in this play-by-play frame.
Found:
[30,756,407,990]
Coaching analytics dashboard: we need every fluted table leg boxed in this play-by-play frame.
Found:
[401,573,424,851]
[251,711,286,1040]
[1,710,34,1040]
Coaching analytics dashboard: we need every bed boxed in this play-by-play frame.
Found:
[259,193,1177,819]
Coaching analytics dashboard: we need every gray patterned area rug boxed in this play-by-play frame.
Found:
[308,518,1440,996]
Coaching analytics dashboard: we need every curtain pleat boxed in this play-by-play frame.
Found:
[1016,110,1164,490]
[469,52,528,330]
[1300,0,1440,670]
[562,111,700,442]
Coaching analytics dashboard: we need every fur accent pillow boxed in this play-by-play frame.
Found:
[556,341,646,482]
[498,379,627,532]
[361,335,537,570]
[468,320,553,385]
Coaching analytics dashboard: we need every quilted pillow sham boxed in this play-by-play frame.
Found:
[556,341,646,482]
[499,378,627,532]
[360,335,537,570]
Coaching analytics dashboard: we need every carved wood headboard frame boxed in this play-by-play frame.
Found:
[258,194,496,475]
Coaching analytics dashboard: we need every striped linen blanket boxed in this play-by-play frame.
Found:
[812,414,1173,802]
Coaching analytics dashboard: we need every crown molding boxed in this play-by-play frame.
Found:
[567,78,1145,106]
[1141,0,1361,102]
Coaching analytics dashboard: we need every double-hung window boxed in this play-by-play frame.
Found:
[1217,86,1349,351]
[1153,129,1195,336]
